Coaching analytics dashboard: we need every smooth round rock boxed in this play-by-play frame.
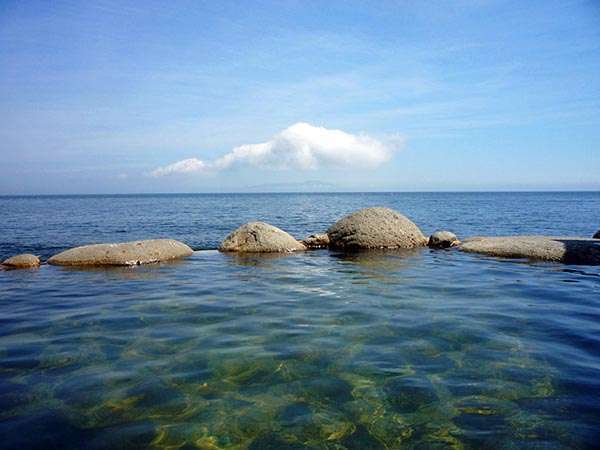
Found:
[460,236,600,265]
[428,231,460,249]
[47,239,193,266]
[301,233,330,249]
[327,207,427,250]
[593,230,600,239]
[2,254,40,269]
[219,222,306,253]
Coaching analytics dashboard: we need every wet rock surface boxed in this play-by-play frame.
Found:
[327,207,427,250]
[301,233,330,249]
[2,253,40,269]
[428,231,460,249]
[460,235,600,265]
[219,222,306,253]
[47,239,193,266]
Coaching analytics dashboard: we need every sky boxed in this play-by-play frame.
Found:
[0,0,599,194]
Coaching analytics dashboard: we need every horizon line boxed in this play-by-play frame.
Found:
[1,189,600,197]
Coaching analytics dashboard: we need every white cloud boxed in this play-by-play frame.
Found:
[150,158,208,177]
[150,122,396,176]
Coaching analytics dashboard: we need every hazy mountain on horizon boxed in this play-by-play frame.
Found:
[244,180,341,193]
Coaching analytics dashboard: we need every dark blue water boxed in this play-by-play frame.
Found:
[1,192,599,259]
[1,192,599,449]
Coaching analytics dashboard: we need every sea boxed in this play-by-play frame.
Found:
[0,192,599,449]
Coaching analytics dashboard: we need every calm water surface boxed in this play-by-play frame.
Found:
[1,193,599,449]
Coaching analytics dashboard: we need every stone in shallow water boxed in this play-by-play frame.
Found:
[594,230,600,239]
[47,239,193,266]
[2,254,40,269]
[276,402,355,444]
[249,433,309,450]
[292,377,354,404]
[452,398,509,447]
[341,424,384,450]
[301,233,330,249]
[219,222,306,253]
[384,376,438,413]
[428,231,460,249]
[327,207,427,250]
[278,402,312,423]
[460,236,600,265]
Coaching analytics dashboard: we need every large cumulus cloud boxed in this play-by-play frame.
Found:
[151,122,396,177]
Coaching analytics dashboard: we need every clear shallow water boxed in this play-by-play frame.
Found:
[1,193,600,449]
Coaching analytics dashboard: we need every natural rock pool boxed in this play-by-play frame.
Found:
[1,192,599,449]
[2,248,599,449]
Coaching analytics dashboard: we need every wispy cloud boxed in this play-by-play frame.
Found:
[151,122,397,177]
[150,158,208,177]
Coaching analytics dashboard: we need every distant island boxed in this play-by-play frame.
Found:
[244,180,341,193]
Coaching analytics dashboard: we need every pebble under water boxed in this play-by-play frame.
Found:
[0,192,599,449]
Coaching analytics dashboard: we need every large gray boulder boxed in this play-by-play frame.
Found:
[2,253,40,269]
[48,239,193,266]
[327,207,427,250]
[594,230,600,239]
[219,222,306,253]
[460,236,600,265]
[428,231,460,249]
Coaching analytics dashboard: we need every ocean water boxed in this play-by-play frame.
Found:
[0,192,599,449]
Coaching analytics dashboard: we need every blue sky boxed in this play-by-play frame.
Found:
[1,0,599,194]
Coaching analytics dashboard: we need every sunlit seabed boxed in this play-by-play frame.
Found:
[1,249,600,449]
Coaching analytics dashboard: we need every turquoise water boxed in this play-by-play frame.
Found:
[1,193,600,449]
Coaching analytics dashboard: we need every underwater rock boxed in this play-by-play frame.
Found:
[301,233,330,249]
[341,424,385,450]
[594,230,600,239]
[460,236,600,265]
[2,253,40,269]
[47,239,193,266]
[384,376,438,413]
[219,222,306,253]
[249,433,310,450]
[327,207,427,250]
[428,231,460,249]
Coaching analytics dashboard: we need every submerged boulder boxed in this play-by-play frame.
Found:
[2,253,40,269]
[428,231,460,249]
[460,236,600,265]
[301,233,330,249]
[47,239,193,267]
[219,222,306,253]
[327,207,427,250]
[594,230,600,239]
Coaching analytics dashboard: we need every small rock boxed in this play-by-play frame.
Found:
[47,239,193,266]
[219,222,306,253]
[460,235,600,265]
[327,207,427,250]
[428,231,460,249]
[2,254,40,269]
[301,233,330,249]
[593,230,600,239]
